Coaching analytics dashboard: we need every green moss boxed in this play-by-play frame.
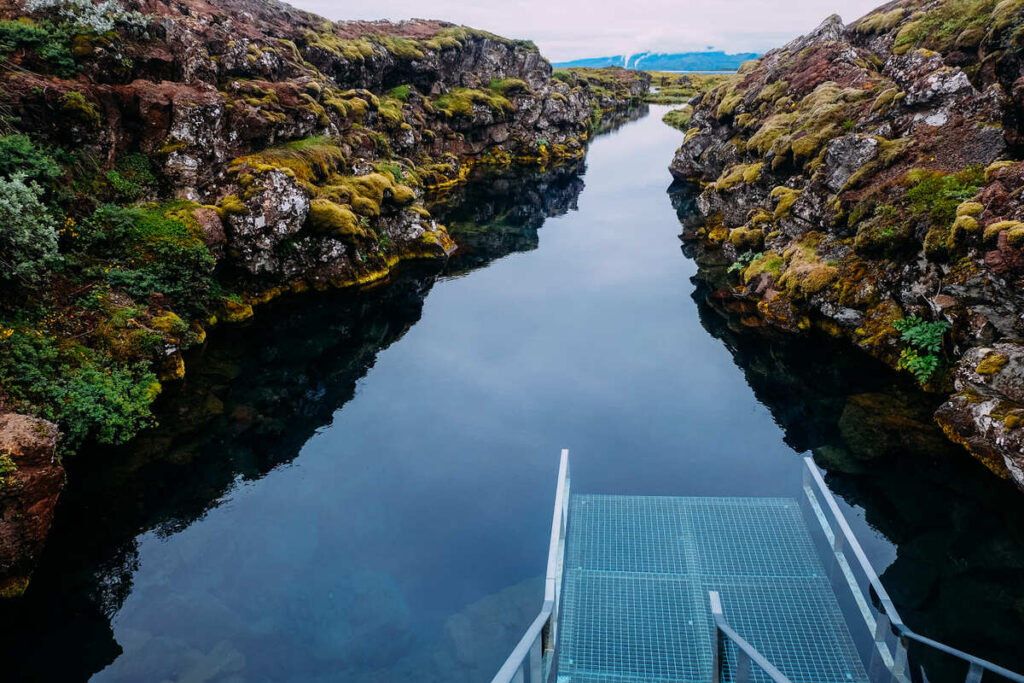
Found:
[893,0,1004,54]
[60,90,100,124]
[308,198,363,235]
[854,8,906,34]
[0,453,17,489]
[770,186,801,220]
[433,87,513,117]
[370,35,425,60]
[662,106,693,131]
[905,166,985,225]
[386,84,411,101]
[713,162,763,191]
[489,78,531,96]
[743,252,785,280]
[854,213,914,257]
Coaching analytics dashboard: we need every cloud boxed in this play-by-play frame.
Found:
[287,0,883,61]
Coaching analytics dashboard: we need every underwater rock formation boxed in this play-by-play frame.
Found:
[670,1,1024,488]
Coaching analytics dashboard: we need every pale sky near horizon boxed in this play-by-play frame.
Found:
[289,0,883,62]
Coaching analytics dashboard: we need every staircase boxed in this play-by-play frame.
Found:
[558,495,865,682]
[492,450,1024,683]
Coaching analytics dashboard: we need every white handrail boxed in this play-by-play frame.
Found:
[802,456,1024,683]
[492,449,571,683]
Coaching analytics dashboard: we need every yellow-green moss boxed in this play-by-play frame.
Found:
[743,251,785,281]
[770,186,801,220]
[232,136,346,188]
[433,87,513,117]
[60,90,100,123]
[217,194,246,215]
[983,220,1024,243]
[956,201,985,217]
[985,160,1016,182]
[729,226,765,250]
[976,352,1009,375]
[713,162,763,191]
[855,8,906,34]
[308,198,364,235]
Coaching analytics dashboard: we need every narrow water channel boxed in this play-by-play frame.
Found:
[2,106,1022,682]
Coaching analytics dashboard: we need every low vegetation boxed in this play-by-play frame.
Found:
[646,72,727,104]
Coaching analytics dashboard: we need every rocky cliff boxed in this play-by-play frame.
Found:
[0,0,647,593]
[670,0,1024,490]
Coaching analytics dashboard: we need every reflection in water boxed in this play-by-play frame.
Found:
[672,181,1024,677]
[1,109,1021,683]
[0,164,585,682]
[432,160,586,275]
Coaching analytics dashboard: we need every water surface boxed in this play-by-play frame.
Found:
[2,105,1022,682]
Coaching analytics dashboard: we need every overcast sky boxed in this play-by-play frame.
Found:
[289,0,884,62]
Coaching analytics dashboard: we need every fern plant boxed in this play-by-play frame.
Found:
[893,316,951,383]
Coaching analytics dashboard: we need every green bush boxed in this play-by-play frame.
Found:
[52,362,157,446]
[105,153,157,200]
[0,175,60,288]
[0,19,75,76]
[84,204,215,314]
[0,328,157,449]
[0,134,61,185]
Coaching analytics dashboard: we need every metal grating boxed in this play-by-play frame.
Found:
[556,495,869,683]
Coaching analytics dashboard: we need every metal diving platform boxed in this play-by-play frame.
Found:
[492,450,1024,683]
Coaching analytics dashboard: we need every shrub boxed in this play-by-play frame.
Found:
[0,18,76,76]
[25,0,148,34]
[84,204,214,314]
[105,153,157,200]
[0,175,60,288]
[0,134,61,185]
[51,362,157,447]
[0,328,157,449]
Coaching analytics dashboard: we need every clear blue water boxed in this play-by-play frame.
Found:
[2,106,1022,682]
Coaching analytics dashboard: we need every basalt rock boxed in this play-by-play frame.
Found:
[670,0,1024,488]
[0,412,63,598]
[0,0,648,593]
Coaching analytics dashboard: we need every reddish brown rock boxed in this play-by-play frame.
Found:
[0,412,63,598]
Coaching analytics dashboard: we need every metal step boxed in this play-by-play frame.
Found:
[556,495,868,683]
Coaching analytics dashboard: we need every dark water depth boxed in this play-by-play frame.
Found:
[1,105,1022,682]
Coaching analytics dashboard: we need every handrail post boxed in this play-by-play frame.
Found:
[710,591,723,683]
[708,591,794,683]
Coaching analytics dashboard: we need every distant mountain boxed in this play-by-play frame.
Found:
[553,51,759,72]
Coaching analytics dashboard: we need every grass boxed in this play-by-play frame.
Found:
[645,72,727,104]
